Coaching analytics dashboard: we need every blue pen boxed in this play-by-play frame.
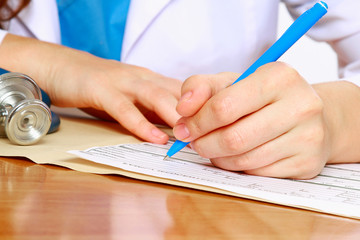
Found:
[164,1,328,160]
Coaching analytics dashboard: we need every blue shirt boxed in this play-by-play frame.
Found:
[56,0,131,61]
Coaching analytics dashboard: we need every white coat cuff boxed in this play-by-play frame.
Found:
[343,74,360,88]
[0,29,8,45]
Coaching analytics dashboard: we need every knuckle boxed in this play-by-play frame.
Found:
[277,62,299,76]
[232,154,252,170]
[252,145,272,165]
[187,117,203,137]
[215,72,240,88]
[209,96,233,123]
[294,93,324,121]
[261,62,302,91]
[302,126,326,148]
[306,96,324,117]
[220,128,246,153]
[183,74,220,96]
[292,157,324,180]
[183,74,207,87]
[272,62,300,79]
[235,145,273,170]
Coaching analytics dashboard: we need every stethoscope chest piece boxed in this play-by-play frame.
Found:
[0,73,51,145]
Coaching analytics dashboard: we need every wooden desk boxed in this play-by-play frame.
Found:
[1,157,359,239]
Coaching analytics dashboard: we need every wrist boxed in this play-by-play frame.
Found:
[313,81,360,164]
[0,34,50,87]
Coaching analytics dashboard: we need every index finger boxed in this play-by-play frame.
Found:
[176,72,239,117]
[173,65,281,142]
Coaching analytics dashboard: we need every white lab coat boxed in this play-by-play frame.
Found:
[1,0,360,83]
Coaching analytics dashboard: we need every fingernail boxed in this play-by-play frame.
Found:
[179,91,193,103]
[173,123,190,140]
[151,128,167,139]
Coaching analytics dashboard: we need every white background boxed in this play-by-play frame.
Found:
[277,3,338,84]
[53,4,340,116]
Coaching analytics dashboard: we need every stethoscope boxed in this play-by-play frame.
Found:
[0,14,61,145]
[0,71,60,145]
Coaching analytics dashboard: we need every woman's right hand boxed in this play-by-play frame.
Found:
[0,34,182,143]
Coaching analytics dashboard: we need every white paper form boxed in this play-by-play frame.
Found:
[69,141,360,219]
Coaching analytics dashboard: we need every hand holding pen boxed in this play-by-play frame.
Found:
[166,2,334,179]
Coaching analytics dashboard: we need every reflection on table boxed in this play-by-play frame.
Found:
[1,157,359,239]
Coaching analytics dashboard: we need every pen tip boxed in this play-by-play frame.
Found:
[163,155,169,161]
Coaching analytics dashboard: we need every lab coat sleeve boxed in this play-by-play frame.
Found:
[0,0,60,44]
[0,29,8,45]
[283,0,360,86]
